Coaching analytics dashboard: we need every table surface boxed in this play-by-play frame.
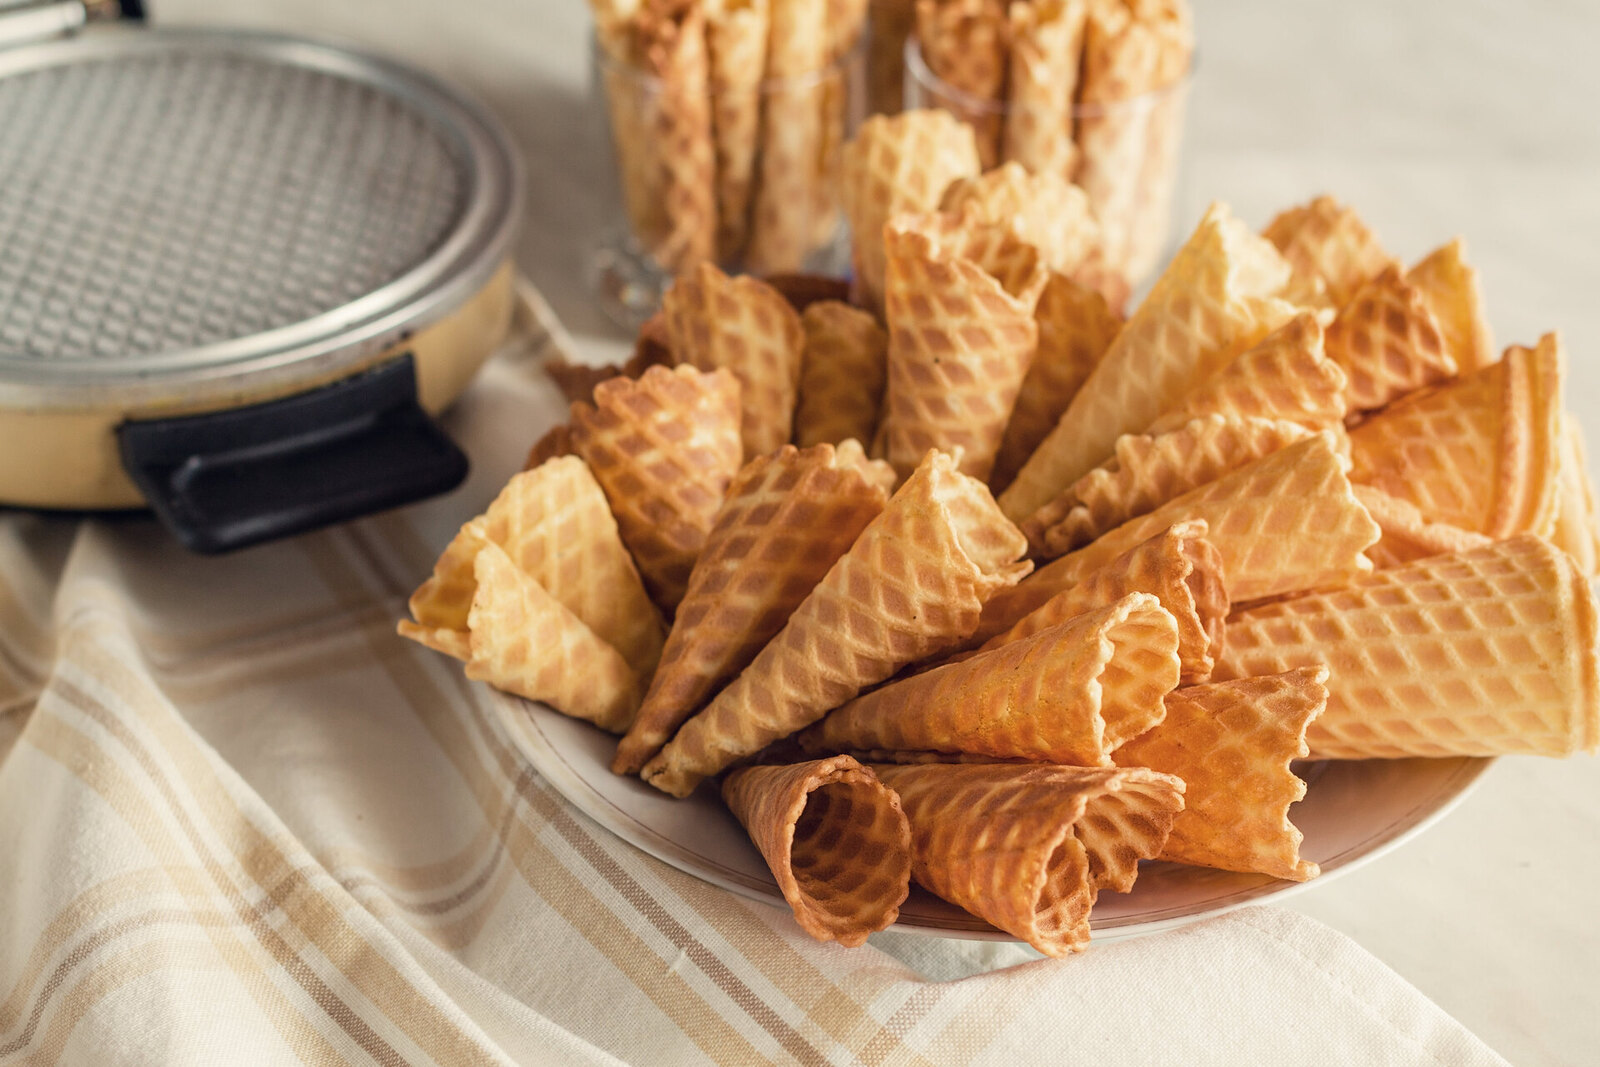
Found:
[155,2,1600,1063]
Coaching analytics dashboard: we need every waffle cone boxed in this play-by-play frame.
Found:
[570,364,744,612]
[596,26,668,268]
[939,163,1102,277]
[998,203,1295,524]
[867,0,916,113]
[613,443,891,774]
[523,424,576,471]
[403,522,489,654]
[1325,265,1456,415]
[1406,238,1494,374]
[793,301,889,448]
[721,756,911,945]
[641,450,1031,795]
[1262,195,1396,309]
[1113,667,1325,881]
[871,763,1183,955]
[745,0,829,272]
[1348,333,1562,539]
[705,0,770,261]
[1003,0,1087,180]
[1216,536,1600,759]
[915,0,1009,168]
[1553,417,1600,576]
[1354,485,1492,571]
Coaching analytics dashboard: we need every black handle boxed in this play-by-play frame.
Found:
[117,354,468,554]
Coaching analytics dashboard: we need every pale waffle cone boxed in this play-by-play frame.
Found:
[978,520,1226,684]
[998,203,1296,524]
[1552,416,1600,576]
[1024,414,1319,554]
[871,763,1184,955]
[983,432,1379,640]
[1262,194,1397,309]
[663,261,805,458]
[915,0,1009,168]
[990,272,1122,494]
[1325,264,1456,415]
[793,301,889,448]
[465,542,642,733]
[840,110,982,312]
[1121,61,1188,282]
[745,0,829,273]
[1347,334,1562,539]
[1003,0,1086,180]
[640,450,1031,796]
[1216,536,1600,760]
[569,364,744,612]
[867,0,917,114]
[1145,313,1346,435]
[613,443,891,774]
[939,163,1102,278]
[800,593,1180,764]
[826,0,872,59]
[402,521,488,655]
[705,0,770,261]
[1406,237,1495,374]
[882,214,1047,482]
[1354,485,1492,571]
[1113,667,1325,881]
[721,756,911,945]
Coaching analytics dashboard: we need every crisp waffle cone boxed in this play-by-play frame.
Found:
[978,520,1225,684]
[1348,334,1562,538]
[1113,667,1325,881]
[465,542,642,734]
[998,203,1295,524]
[745,0,831,272]
[402,521,489,655]
[1145,313,1347,435]
[840,110,982,311]
[793,301,889,448]
[1325,265,1456,415]
[1354,485,1492,571]
[613,443,891,774]
[596,21,667,267]
[570,364,744,612]
[663,262,805,459]
[915,0,1009,168]
[1553,417,1600,576]
[1406,238,1494,374]
[721,756,911,945]
[1262,195,1396,309]
[1004,0,1087,180]
[867,0,916,113]
[1216,536,1600,759]
[1026,415,1319,554]
[871,763,1183,955]
[705,0,770,261]
[826,0,871,58]
[939,163,1102,277]
[523,424,575,470]
[800,593,1180,764]
[990,272,1122,494]
[985,432,1379,639]
[881,214,1047,482]
[641,450,1031,796]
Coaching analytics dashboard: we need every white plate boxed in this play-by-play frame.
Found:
[490,689,1492,943]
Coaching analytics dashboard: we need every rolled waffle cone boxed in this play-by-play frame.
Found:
[793,301,889,448]
[464,541,642,733]
[1217,536,1600,759]
[663,262,805,459]
[705,0,770,261]
[871,763,1184,955]
[1325,264,1456,416]
[915,0,1009,168]
[1262,195,1397,309]
[1003,0,1087,180]
[721,756,912,945]
[569,364,744,612]
[594,14,666,268]
[939,163,1102,278]
[802,593,1179,764]
[1406,237,1494,374]
[1347,333,1562,539]
[1552,416,1600,576]
[763,272,852,310]
[1354,484,1492,571]
[881,214,1048,482]
[399,521,486,662]
[978,520,1225,684]
[613,443,891,774]
[745,0,829,273]
[641,449,1031,796]
[826,0,872,58]
[867,0,917,114]
[840,110,982,311]
[990,272,1123,494]
[1113,667,1325,881]
[523,424,575,470]
[998,203,1296,524]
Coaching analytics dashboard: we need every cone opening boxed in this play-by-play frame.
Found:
[788,779,911,930]
[1031,830,1094,954]
[1095,599,1181,752]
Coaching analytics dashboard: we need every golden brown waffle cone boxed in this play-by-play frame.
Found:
[745,0,829,272]
[990,272,1122,495]
[641,450,1031,795]
[570,364,744,612]
[978,520,1225,684]
[826,0,872,58]
[840,110,982,311]
[523,424,575,471]
[998,203,1296,524]
[1262,195,1397,309]
[793,301,889,448]
[721,756,911,945]
[939,163,1102,278]
[871,763,1184,955]
[985,432,1379,638]
[1348,334,1562,539]
[1218,536,1600,759]
[1113,667,1325,881]
[612,443,891,774]
[663,262,805,459]
[543,328,676,407]
[705,0,769,261]
[800,593,1180,764]
[1145,313,1346,435]
[1003,0,1087,180]
[1552,417,1600,576]
[881,214,1047,482]
[594,17,667,269]
[867,0,917,114]
[402,521,487,654]
[915,0,1009,168]
[1325,264,1456,416]
[465,542,642,733]
[1354,485,1492,571]
[1406,238,1494,374]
